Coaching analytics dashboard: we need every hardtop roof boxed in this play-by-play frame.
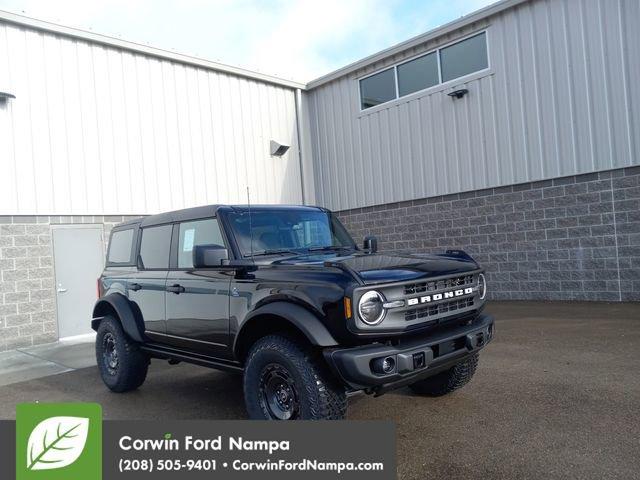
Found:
[113,204,328,229]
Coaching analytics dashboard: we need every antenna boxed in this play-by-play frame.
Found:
[247,186,254,261]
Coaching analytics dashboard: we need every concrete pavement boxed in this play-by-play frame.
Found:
[0,335,95,387]
[0,302,638,479]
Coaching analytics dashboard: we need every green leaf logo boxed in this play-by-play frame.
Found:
[26,416,90,471]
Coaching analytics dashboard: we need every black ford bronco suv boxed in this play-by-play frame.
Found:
[93,205,494,420]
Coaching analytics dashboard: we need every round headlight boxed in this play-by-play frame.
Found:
[478,273,487,300]
[358,290,385,325]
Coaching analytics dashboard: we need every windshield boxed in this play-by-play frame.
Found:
[226,209,357,257]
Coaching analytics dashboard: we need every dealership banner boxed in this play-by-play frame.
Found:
[1,403,396,479]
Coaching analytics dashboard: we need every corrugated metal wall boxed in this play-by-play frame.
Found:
[0,21,303,216]
[305,0,640,211]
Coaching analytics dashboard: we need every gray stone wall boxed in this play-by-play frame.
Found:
[338,167,640,302]
[0,215,139,352]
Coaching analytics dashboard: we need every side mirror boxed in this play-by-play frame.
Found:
[363,235,378,253]
[193,244,229,268]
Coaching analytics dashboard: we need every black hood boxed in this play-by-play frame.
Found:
[270,250,479,284]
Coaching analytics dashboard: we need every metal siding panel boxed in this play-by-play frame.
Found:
[0,20,302,215]
[107,48,133,213]
[398,102,413,200]
[45,34,72,213]
[584,0,613,171]
[257,82,276,202]
[28,30,55,213]
[419,94,437,197]
[537,0,561,179]
[186,66,207,206]
[360,102,373,208]
[481,75,500,186]
[60,37,89,214]
[431,92,449,196]
[519,2,545,180]
[620,0,639,165]
[134,54,155,213]
[245,79,264,203]
[175,64,196,207]
[0,24,18,212]
[551,0,579,175]
[196,69,216,204]
[339,80,356,207]
[493,16,517,186]
[602,0,628,167]
[208,72,230,204]
[568,0,595,173]
[92,44,118,212]
[149,58,173,212]
[76,40,104,214]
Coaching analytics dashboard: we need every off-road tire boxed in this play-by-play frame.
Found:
[96,315,149,393]
[243,335,347,420]
[409,353,479,396]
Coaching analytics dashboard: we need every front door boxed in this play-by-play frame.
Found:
[164,218,231,357]
[52,225,104,339]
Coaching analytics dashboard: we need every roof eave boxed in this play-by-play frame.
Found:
[0,9,306,90]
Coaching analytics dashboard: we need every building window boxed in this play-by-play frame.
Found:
[397,51,439,97]
[139,225,172,269]
[359,31,488,110]
[178,218,225,269]
[359,68,396,110]
[440,32,488,82]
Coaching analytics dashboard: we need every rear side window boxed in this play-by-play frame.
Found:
[107,228,135,264]
[178,218,225,268]
[139,225,172,269]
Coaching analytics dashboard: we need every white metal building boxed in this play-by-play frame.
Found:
[0,0,639,351]
[0,9,309,350]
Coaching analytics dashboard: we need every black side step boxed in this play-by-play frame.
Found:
[140,344,243,373]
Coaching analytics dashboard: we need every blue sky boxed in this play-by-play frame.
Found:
[0,0,497,82]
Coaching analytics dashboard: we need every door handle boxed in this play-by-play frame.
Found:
[128,283,142,292]
[166,284,185,294]
[57,288,67,293]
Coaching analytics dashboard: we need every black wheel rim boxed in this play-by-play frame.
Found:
[259,363,299,420]
[102,332,118,376]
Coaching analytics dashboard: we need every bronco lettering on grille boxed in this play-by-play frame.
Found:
[407,287,474,306]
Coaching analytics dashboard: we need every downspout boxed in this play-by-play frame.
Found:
[294,88,306,205]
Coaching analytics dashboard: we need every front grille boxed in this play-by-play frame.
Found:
[405,296,475,322]
[404,274,474,296]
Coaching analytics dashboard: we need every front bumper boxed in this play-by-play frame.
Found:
[324,313,494,394]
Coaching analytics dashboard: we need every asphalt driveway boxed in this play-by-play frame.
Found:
[0,301,638,479]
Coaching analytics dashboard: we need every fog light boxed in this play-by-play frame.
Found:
[382,357,395,373]
[372,356,396,374]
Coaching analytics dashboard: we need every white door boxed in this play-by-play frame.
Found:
[52,225,104,339]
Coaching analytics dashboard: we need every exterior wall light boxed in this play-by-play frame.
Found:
[270,140,290,157]
[447,88,468,99]
[0,92,16,100]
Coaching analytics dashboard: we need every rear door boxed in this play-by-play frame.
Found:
[164,217,232,357]
[127,224,172,336]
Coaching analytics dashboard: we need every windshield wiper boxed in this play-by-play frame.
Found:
[250,249,302,257]
[307,245,353,252]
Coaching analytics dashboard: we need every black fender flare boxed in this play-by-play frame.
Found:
[234,302,338,354]
[91,293,145,343]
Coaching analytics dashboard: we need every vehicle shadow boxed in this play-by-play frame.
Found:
[0,361,248,420]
